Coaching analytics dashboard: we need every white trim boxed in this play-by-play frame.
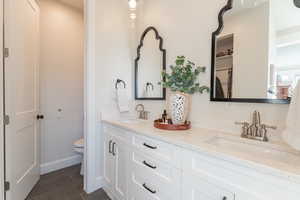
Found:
[95,176,105,189]
[103,187,117,200]
[40,155,82,175]
[0,0,4,198]
[84,0,99,194]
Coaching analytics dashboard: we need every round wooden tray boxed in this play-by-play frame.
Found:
[154,120,191,131]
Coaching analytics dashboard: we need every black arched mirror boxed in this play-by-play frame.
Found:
[135,27,166,100]
[210,0,300,104]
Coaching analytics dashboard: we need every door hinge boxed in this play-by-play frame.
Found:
[4,115,10,125]
[4,181,10,192]
[4,48,9,58]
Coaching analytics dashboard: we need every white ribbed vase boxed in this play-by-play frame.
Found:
[168,92,191,125]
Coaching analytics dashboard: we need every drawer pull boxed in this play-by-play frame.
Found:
[143,183,156,194]
[143,143,157,150]
[108,140,112,154]
[143,161,157,169]
[222,197,227,200]
[112,142,116,156]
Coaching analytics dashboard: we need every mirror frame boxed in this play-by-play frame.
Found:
[134,26,166,100]
[210,0,290,104]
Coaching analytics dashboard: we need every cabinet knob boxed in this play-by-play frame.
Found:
[222,197,227,200]
[37,115,44,120]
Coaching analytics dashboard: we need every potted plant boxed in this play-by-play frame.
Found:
[160,56,209,125]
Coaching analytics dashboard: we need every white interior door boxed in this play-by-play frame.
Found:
[4,0,40,199]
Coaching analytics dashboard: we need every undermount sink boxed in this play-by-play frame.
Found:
[118,119,142,124]
[206,136,300,165]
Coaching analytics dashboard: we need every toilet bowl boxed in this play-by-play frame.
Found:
[73,138,84,175]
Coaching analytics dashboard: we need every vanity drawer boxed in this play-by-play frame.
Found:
[129,149,181,185]
[132,134,180,167]
[103,124,131,143]
[128,163,181,200]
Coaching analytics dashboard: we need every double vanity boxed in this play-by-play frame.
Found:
[102,120,300,200]
[102,1,300,199]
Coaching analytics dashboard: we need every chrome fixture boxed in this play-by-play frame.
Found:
[235,111,277,142]
[115,79,126,89]
[135,104,149,120]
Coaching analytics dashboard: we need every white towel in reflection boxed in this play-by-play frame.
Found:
[145,89,154,98]
[117,88,130,113]
[282,81,300,150]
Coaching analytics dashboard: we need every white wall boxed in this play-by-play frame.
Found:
[85,0,133,192]
[133,0,289,139]
[88,0,290,193]
[39,0,84,174]
[277,44,300,66]
[222,3,270,98]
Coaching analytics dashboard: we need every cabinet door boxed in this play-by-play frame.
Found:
[183,172,234,200]
[114,137,129,200]
[103,132,115,192]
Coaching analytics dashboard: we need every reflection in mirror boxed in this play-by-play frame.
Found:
[211,0,300,103]
[135,27,166,100]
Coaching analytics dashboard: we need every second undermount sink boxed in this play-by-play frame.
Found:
[205,136,300,165]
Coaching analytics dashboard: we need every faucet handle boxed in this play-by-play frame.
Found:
[235,122,249,138]
[260,124,277,142]
[235,121,249,126]
[261,124,277,130]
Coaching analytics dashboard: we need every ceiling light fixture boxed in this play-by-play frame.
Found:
[128,0,137,10]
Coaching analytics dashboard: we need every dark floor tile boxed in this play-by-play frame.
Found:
[27,165,110,200]
[81,189,110,200]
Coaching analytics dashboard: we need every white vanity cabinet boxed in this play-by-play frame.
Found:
[103,126,130,200]
[102,122,300,200]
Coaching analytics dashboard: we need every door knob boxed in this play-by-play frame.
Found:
[37,115,44,120]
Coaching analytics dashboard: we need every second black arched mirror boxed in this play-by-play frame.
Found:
[134,27,166,100]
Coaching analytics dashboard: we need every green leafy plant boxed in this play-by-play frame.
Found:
[159,56,209,94]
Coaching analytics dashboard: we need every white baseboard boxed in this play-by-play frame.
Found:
[95,176,104,189]
[40,155,83,175]
[85,176,104,194]
[103,186,117,200]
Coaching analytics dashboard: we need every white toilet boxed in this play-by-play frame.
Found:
[73,138,84,175]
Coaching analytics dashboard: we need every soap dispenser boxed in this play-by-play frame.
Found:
[162,110,168,123]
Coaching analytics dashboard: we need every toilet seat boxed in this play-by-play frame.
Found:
[73,138,84,176]
[73,147,84,153]
[74,138,84,148]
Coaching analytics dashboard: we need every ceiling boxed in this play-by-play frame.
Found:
[59,0,83,10]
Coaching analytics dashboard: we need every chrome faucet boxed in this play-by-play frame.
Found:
[235,111,277,142]
[135,104,149,120]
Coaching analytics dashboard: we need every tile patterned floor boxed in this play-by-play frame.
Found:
[26,165,110,200]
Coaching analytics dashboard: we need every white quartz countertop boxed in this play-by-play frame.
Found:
[102,119,300,183]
